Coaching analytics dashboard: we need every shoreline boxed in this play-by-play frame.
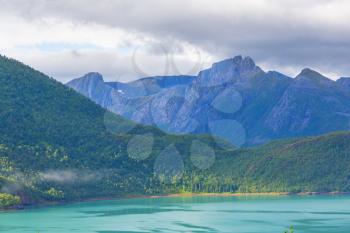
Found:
[2,191,350,211]
[140,192,289,198]
[129,191,350,199]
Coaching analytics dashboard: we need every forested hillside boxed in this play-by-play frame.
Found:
[0,55,219,207]
[210,132,350,193]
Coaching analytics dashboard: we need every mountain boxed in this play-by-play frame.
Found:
[67,73,195,101]
[0,54,218,207]
[264,69,350,139]
[67,55,350,146]
[2,55,350,208]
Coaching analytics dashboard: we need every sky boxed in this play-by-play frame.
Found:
[0,0,349,83]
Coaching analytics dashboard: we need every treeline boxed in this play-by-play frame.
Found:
[2,131,350,208]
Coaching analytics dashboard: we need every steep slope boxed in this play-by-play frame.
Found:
[0,55,218,207]
[65,72,115,107]
[264,69,350,139]
[67,56,350,146]
[166,61,293,145]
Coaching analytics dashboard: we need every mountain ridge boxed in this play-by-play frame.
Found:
[67,55,350,146]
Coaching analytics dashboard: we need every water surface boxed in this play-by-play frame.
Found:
[1,195,350,232]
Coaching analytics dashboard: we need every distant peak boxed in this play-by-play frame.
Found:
[232,55,257,70]
[336,77,350,88]
[212,55,260,72]
[197,55,264,86]
[84,72,103,78]
[232,55,243,63]
[242,56,256,67]
[338,77,350,81]
[297,68,329,80]
[231,55,255,66]
[67,72,104,86]
[295,68,333,85]
[299,68,321,76]
[81,72,104,82]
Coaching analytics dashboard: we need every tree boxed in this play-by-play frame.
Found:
[0,193,20,208]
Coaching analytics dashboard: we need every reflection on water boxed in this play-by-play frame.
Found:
[1,195,350,233]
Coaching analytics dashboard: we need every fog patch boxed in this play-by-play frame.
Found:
[39,169,105,184]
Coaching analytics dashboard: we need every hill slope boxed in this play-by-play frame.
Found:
[0,55,219,207]
[210,132,350,193]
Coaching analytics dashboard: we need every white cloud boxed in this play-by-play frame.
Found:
[0,10,210,82]
[0,0,349,81]
[39,169,105,183]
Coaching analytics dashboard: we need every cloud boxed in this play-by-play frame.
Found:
[0,169,114,196]
[0,0,349,81]
[39,169,104,184]
[0,169,110,195]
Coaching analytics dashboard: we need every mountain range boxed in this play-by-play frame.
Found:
[67,56,350,146]
[1,54,350,209]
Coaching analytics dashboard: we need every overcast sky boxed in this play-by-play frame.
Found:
[0,0,349,82]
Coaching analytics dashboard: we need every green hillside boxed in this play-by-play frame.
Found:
[0,55,218,207]
[210,132,350,193]
[1,55,350,209]
[170,132,350,194]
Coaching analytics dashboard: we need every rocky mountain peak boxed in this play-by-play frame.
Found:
[66,72,110,103]
[295,68,333,87]
[197,55,264,86]
[337,77,350,84]
[336,77,350,90]
[66,72,104,89]
[81,72,104,83]
[299,68,322,77]
[211,55,260,73]
[241,56,257,70]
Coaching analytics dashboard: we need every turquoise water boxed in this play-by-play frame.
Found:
[1,195,350,233]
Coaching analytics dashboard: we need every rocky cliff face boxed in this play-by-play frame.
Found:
[264,69,350,139]
[337,77,350,91]
[196,56,264,87]
[66,72,114,108]
[66,56,350,146]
